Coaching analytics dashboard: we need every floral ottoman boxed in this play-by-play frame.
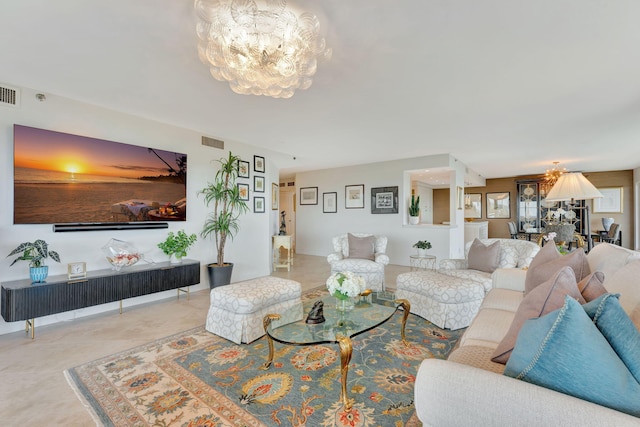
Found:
[395,270,485,330]
[205,276,303,344]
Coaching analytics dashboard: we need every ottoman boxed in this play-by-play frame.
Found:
[395,271,485,330]
[205,276,303,344]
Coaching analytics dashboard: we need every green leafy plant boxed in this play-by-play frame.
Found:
[412,240,432,250]
[199,152,249,266]
[157,230,197,259]
[7,239,61,268]
[409,194,420,217]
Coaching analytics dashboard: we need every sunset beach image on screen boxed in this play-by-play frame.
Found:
[13,125,187,224]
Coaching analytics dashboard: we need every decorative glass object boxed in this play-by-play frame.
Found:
[102,238,142,271]
[326,271,365,312]
[335,295,355,312]
[194,0,332,98]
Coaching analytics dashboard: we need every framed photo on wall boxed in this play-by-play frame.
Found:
[238,183,249,201]
[254,196,265,213]
[254,175,265,192]
[593,187,623,213]
[323,192,337,213]
[371,186,398,214]
[464,193,482,219]
[486,192,510,218]
[271,182,279,210]
[253,155,265,173]
[345,184,365,209]
[300,187,318,205]
[237,160,250,178]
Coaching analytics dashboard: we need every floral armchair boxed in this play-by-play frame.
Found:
[327,233,389,291]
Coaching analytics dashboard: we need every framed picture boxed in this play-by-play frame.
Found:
[253,155,265,173]
[254,175,265,192]
[271,182,279,210]
[238,183,249,201]
[486,192,510,218]
[593,187,623,213]
[323,192,337,213]
[345,184,365,209]
[371,186,398,214]
[254,196,265,213]
[237,160,250,178]
[67,261,87,279]
[299,187,318,205]
[464,193,482,219]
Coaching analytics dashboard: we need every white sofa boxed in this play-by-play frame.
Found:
[438,238,540,292]
[414,243,640,426]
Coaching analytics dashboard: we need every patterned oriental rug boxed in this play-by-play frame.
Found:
[65,287,464,427]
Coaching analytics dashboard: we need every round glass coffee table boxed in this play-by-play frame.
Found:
[262,293,410,410]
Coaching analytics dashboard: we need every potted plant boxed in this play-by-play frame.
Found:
[409,194,420,225]
[7,239,61,283]
[413,240,432,256]
[199,151,249,288]
[157,230,197,264]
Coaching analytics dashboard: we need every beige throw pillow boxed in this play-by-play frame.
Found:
[578,271,607,302]
[347,233,375,260]
[491,266,585,364]
[524,245,590,295]
[467,239,501,273]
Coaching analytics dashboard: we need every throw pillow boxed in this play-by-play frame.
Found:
[467,239,501,273]
[504,296,640,417]
[524,246,590,295]
[582,293,640,383]
[347,233,375,260]
[491,266,585,364]
[577,271,607,302]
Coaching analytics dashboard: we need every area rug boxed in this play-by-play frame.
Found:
[65,287,464,427]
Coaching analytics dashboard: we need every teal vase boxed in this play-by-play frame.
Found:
[30,266,49,283]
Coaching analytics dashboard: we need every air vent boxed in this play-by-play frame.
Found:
[0,84,20,108]
[201,136,224,149]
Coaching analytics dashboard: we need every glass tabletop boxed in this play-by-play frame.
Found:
[266,294,400,345]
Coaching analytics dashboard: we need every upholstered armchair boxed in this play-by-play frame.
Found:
[327,233,389,291]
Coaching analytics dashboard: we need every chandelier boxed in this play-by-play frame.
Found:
[542,161,567,194]
[194,0,332,99]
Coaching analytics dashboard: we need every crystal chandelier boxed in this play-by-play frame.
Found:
[542,161,567,195]
[194,0,332,99]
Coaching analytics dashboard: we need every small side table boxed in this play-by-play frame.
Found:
[409,255,436,271]
[273,235,293,271]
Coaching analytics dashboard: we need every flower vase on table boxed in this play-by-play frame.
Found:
[326,271,365,313]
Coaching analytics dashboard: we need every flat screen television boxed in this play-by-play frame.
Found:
[13,124,187,226]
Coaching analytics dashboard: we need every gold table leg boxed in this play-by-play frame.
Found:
[261,314,281,370]
[25,319,35,339]
[336,334,355,411]
[395,299,411,346]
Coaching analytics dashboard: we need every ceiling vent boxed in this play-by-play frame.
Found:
[0,84,20,108]
[201,136,224,149]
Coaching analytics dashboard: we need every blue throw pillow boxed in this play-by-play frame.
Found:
[582,293,640,384]
[504,296,640,417]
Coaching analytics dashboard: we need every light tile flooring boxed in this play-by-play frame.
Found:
[0,254,410,426]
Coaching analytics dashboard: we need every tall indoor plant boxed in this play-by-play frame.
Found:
[409,194,420,225]
[7,239,61,283]
[199,151,249,288]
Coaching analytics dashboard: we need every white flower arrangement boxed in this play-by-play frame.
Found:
[543,231,557,242]
[326,271,365,299]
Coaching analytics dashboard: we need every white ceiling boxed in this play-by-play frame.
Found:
[2,0,640,181]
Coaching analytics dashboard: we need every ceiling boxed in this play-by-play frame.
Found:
[2,0,640,182]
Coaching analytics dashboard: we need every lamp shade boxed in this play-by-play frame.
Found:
[544,172,603,202]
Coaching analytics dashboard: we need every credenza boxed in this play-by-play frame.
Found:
[1,259,200,338]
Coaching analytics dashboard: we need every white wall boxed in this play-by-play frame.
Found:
[294,154,468,267]
[0,86,280,335]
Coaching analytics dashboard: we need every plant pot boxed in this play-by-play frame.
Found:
[417,248,428,257]
[170,254,183,264]
[207,262,234,289]
[409,216,420,225]
[30,266,48,283]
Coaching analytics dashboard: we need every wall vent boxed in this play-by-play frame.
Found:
[201,136,224,149]
[0,84,20,108]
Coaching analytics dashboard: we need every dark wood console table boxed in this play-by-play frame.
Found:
[1,259,200,339]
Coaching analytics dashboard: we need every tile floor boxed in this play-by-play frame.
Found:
[0,254,410,426]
